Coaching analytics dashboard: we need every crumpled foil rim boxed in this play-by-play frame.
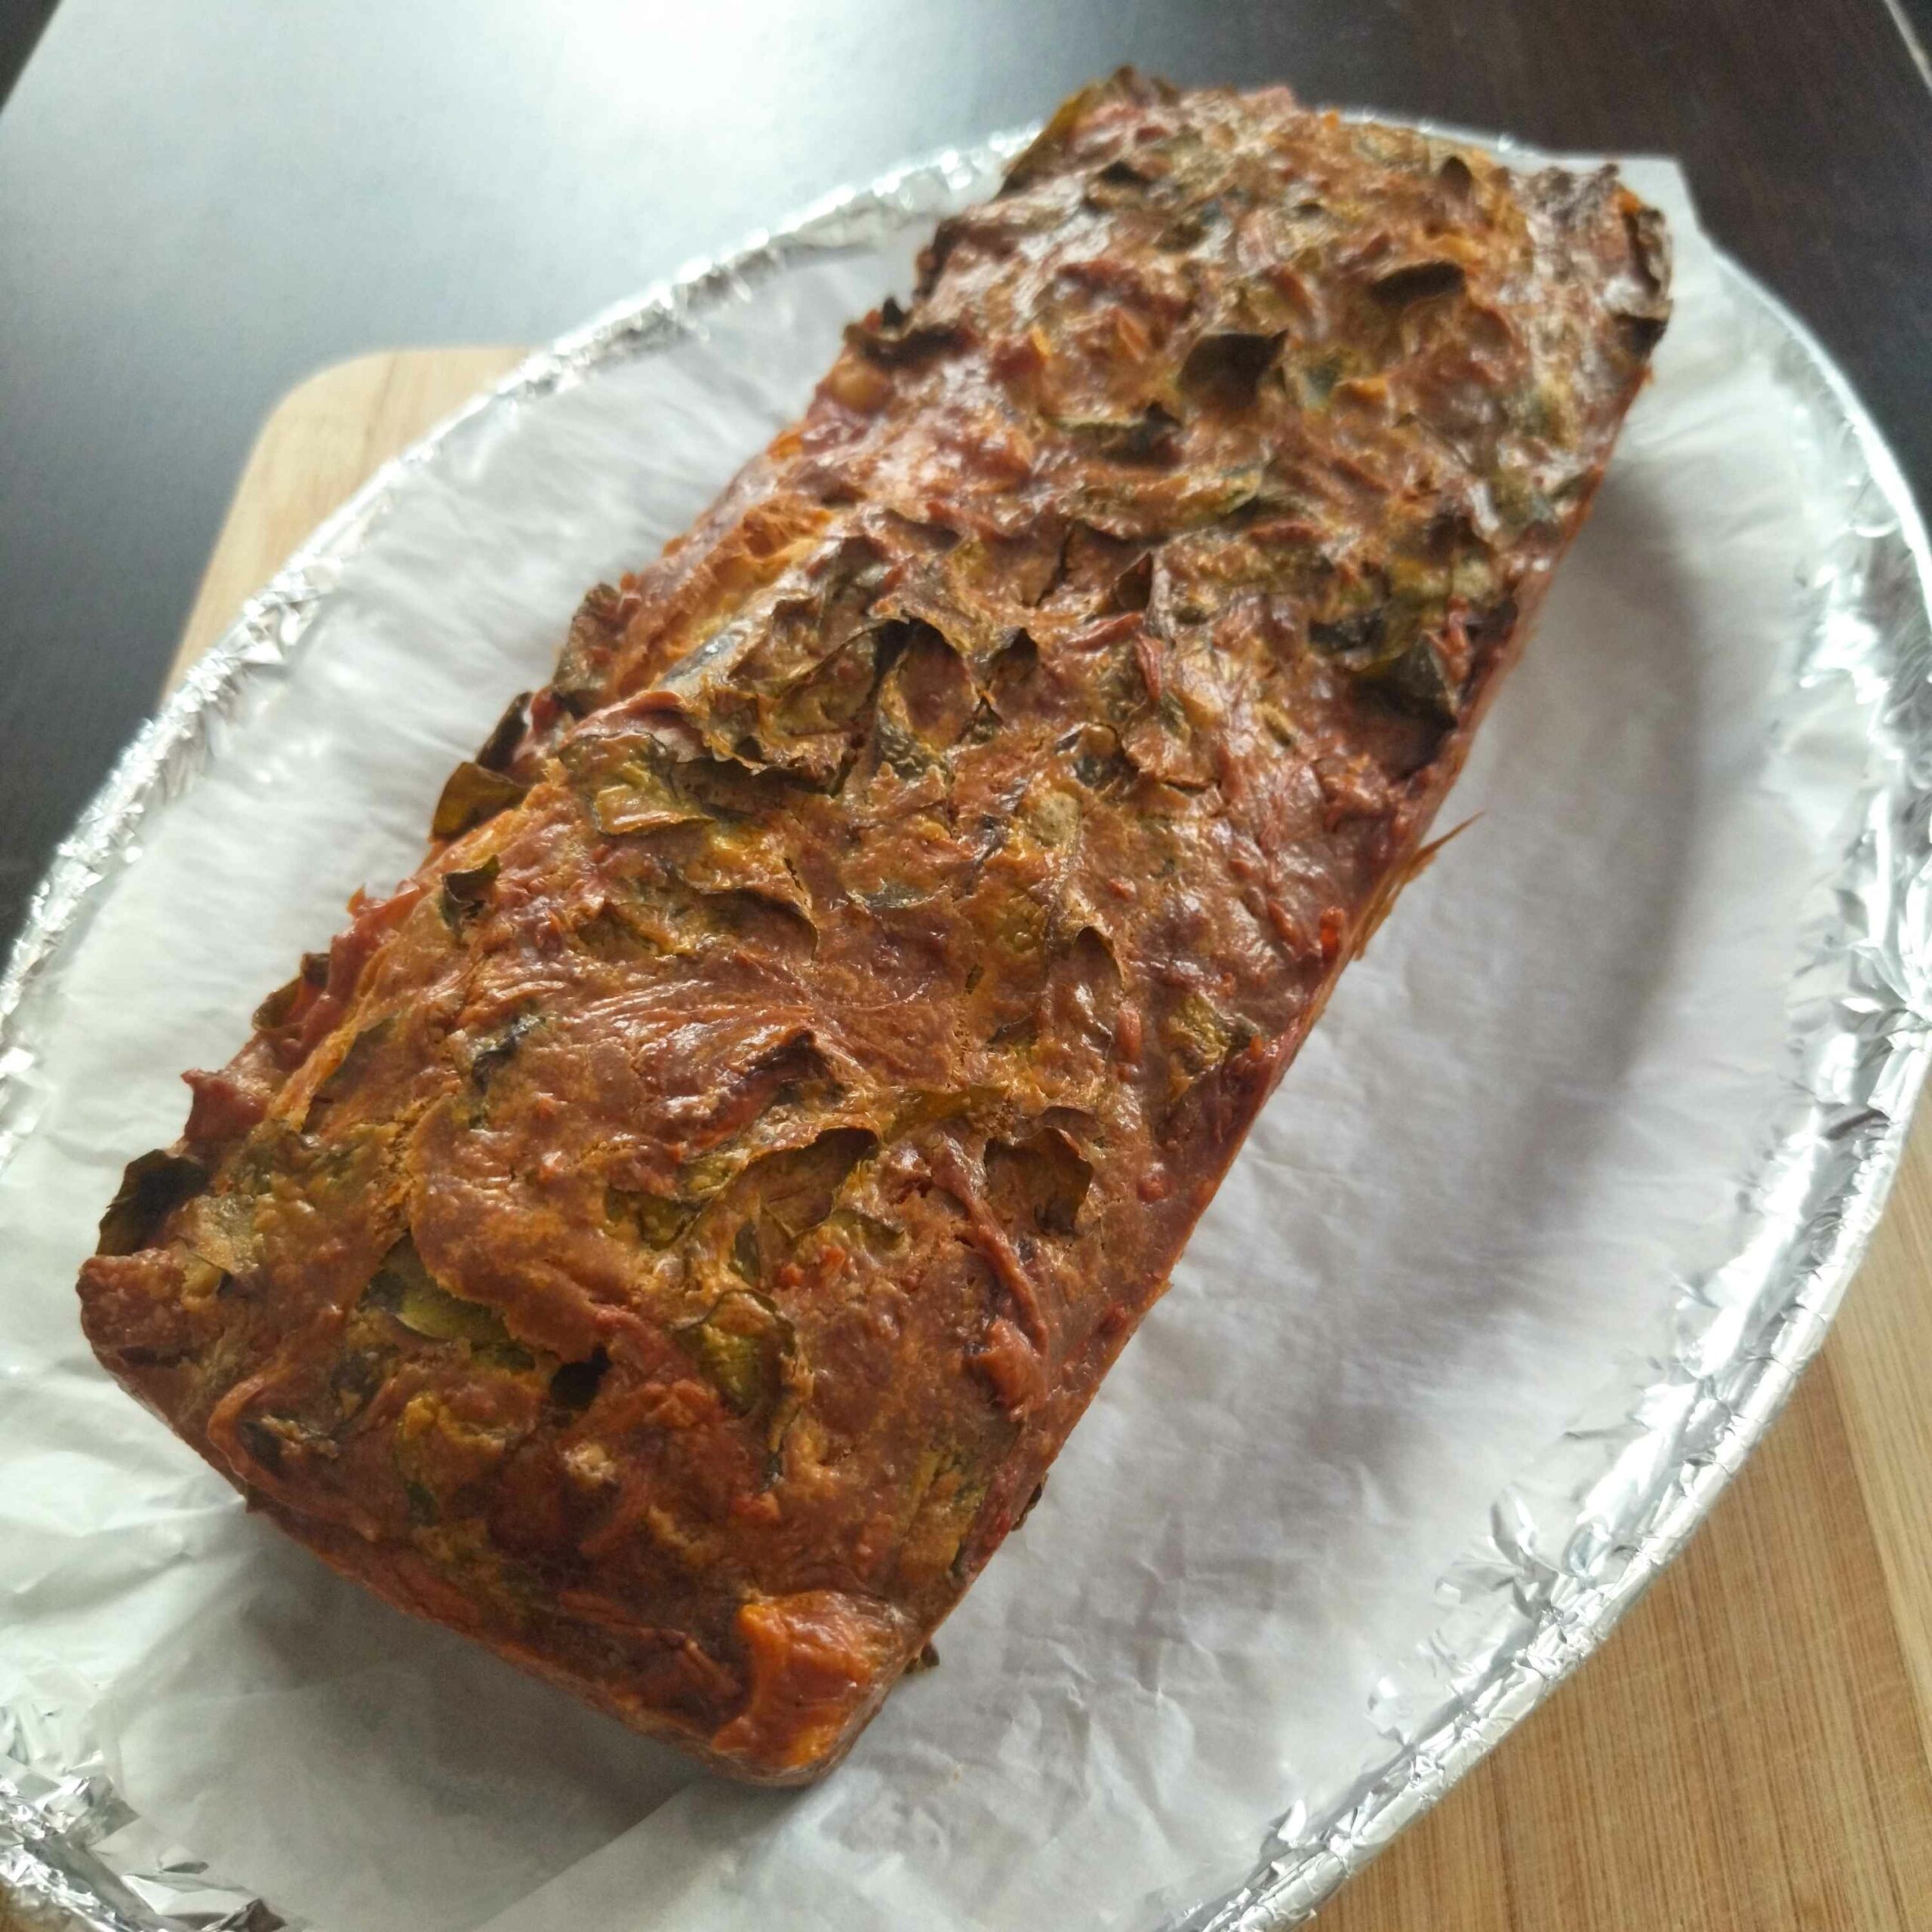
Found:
[2,128,1927,1932]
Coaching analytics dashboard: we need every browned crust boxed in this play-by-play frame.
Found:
[78,71,1668,1782]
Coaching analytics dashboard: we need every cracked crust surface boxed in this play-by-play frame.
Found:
[78,72,1667,1782]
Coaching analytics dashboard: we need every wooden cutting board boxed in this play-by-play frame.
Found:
[11,349,1930,1932]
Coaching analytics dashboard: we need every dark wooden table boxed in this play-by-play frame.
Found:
[2,5,1931,1929]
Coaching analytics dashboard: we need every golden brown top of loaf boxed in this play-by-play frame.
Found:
[79,71,1667,1782]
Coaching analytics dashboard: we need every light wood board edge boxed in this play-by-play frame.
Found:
[168,346,527,687]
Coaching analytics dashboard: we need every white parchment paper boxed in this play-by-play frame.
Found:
[0,155,1889,1931]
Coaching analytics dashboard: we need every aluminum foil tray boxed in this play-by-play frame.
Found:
[2,125,1928,1932]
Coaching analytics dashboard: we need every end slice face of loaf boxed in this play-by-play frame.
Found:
[78,72,1669,1783]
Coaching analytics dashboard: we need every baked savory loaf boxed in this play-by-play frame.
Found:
[78,72,1668,1783]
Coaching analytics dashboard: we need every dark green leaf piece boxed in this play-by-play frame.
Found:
[552,586,626,715]
[466,1009,540,1086]
[365,1236,512,1346]
[1372,637,1459,721]
[1056,403,1181,465]
[252,976,304,1032]
[731,1221,762,1282]
[474,692,532,772]
[1308,608,1389,661]
[675,1291,794,1419]
[96,1149,209,1257]
[609,1186,700,1249]
[439,855,501,931]
[432,761,528,841]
